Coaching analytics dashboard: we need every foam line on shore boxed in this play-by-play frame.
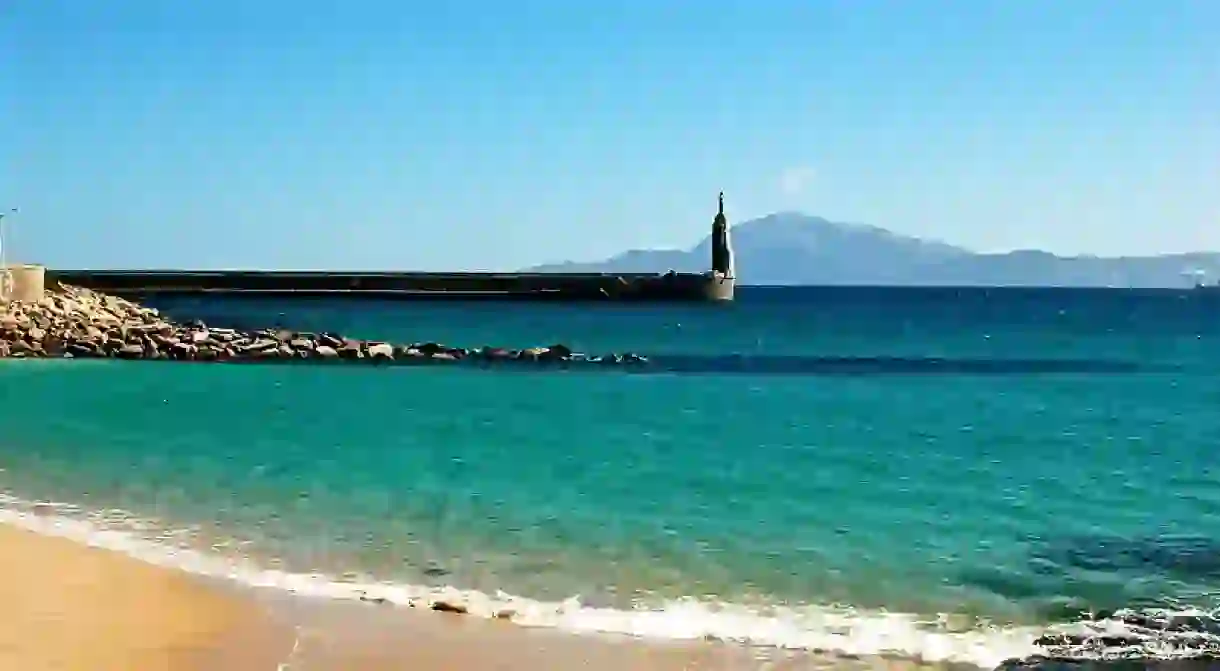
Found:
[0,493,1039,669]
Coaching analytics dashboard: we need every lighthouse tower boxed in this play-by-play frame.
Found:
[707,192,736,301]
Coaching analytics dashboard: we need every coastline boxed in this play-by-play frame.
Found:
[7,286,1218,670]
[0,518,977,670]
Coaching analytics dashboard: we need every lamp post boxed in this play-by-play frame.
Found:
[0,208,14,301]
[0,208,15,263]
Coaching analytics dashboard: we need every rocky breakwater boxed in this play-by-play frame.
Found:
[0,284,649,367]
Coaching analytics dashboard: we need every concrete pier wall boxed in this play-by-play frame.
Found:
[1,264,46,303]
[48,269,733,303]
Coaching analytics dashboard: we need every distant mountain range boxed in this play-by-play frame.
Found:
[526,212,1220,287]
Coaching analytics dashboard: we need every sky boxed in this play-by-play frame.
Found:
[2,0,1217,270]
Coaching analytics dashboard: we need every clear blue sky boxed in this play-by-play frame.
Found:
[3,0,1217,269]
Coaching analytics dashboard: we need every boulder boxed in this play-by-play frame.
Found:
[367,342,394,360]
[117,344,145,360]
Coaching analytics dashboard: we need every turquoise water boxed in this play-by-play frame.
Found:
[3,287,1219,666]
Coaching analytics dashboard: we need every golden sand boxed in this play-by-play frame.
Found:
[0,524,292,671]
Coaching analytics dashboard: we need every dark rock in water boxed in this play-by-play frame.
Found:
[478,346,513,361]
[1033,633,1145,648]
[338,340,364,360]
[1008,606,1220,670]
[417,342,445,356]
[430,600,467,614]
[394,344,422,360]
[547,343,573,358]
[117,344,144,359]
[995,656,1220,669]
[516,347,546,361]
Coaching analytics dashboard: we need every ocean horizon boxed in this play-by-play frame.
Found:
[2,286,1219,668]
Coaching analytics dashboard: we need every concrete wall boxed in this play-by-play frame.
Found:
[1,264,46,303]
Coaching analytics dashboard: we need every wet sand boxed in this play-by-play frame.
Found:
[1,522,967,670]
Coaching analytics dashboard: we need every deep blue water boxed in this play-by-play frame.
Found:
[2,287,1219,666]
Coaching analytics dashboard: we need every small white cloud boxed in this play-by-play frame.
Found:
[778,165,816,195]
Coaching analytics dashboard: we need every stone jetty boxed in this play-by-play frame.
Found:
[0,283,647,367]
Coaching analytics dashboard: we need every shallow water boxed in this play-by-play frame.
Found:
[2,287,1219,667]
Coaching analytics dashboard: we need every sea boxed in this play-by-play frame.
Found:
[2,286,1219,669]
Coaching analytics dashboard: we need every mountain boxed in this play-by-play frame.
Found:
[526,212,1220,287]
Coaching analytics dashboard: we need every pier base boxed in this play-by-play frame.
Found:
[1,264,46,304]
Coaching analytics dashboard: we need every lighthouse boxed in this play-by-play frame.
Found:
[707,192,736,301]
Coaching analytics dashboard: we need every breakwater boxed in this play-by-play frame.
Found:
[49,269,733,302]
[0,283,647,366]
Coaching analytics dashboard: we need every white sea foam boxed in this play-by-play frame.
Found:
[0,494,1045,668]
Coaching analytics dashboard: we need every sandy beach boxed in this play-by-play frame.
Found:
[0,521,965,671]
[0,524,294,671]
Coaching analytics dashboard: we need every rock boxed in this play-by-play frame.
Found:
[418,342,445,356]
[430,601,467,615]
[479,346,513,361]
[397,346,424,360]
[118,344,145,359]
[239,339,278,354]
[41,335,65,356]
[367,342,394,360]
[67,342,98,357]
[314,345,339,359]
[170,342,196,360]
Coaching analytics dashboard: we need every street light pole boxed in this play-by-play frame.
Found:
[0,208,15,301]
[0,208,14,264]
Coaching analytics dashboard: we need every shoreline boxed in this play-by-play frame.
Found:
[6,501,1219,671]
[0,518,963,670]
[0,495,1035,670]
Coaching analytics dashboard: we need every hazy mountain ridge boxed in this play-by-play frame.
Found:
[526,213,1220,287]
